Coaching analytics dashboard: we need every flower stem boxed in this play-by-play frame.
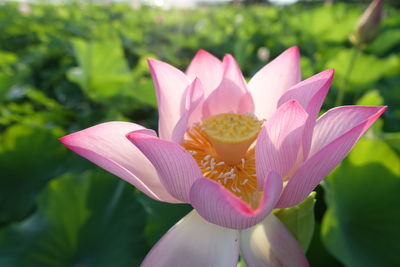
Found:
[335,47,360,106]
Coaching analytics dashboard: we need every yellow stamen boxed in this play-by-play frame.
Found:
[202,113,262,165]
[182,113,263,207]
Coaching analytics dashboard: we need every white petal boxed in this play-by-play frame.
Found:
[142,210,240,267]
[240,214,309,267]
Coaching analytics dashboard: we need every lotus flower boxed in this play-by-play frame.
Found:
[60,47,386,266]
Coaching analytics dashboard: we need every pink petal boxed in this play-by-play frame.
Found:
[60,122,179,203]
[240,213,309,267]
[171,78,204,144]
[202,55,252,117]
[277,105,387,208]
[222,54,248,94]
[148,58,191,141]
[248,46,301,120]
[256,100,308,189]
[202,78,245,117]
[278,69,334,159]
[189,172,283,230]
[310,105,387,156]
[238,91,255,115]
[142,210,239,267]
[126,132,202,203]
[185,50,223,97]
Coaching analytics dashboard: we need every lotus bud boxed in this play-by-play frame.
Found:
[349,0,384,48]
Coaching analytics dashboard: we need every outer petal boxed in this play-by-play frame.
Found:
[142,210,239,267]
[202,54,253,118]
[185,49,223,97]
[256,100,308,189]
[240,213,309,267]
[148,58,191,141]
[277,105,387,208]
[171,78,204,143]
[189,172,283,230]
[248,46,301,120]
[310,105,386,155]
[60,122,179,203]
[278,69,334,159]
[126,132,202,203]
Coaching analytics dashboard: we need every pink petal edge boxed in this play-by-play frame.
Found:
[185,49,223,98]
[277,105,387,207]
[248,46,301,121]
[256,100,308,190]
[278,69,334,159]
[189,171,283,230]
[127,132,202,203]
[60,122,180,203]
[148,58,191,141]
[171,78,204,143]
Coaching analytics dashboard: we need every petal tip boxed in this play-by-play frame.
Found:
[196,49,213,57]
[287,46,300,58]
[125,131,145,145]
[59,132,78,148]
[58,135,70,146]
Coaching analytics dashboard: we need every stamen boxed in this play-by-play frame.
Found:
[202,113,262,165]
[182,115,261,207]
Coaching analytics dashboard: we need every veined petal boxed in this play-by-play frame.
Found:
[185,49,223,97]
[189,172,282,230]
[148,58,191,141]
[240,213,309,267]
[277,105,387,208]
[171,78,204,143]
[127,132,202,203]
[248,46,301,120]
[142,210,239,267]
[256,100,308,189]
[278,69,334,159]
[60,122,179,203]
[310,105,387,155]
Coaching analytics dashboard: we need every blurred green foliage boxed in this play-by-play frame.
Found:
[0,1,399,266]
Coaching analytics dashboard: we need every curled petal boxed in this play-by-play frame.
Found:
[278,69,334,159]
[240,213,309,267]
[142,210,239,267]
[256,100,308,189]
[248,46,301,120]
[60,122,179,203]
[171,78,204,143]
[127,132,202,203]
[148,58,191,141]
[185,49,223,97]
[189,172,283,230]
[277,105,387,208]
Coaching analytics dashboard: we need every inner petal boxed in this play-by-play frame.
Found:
[182,113,263,207]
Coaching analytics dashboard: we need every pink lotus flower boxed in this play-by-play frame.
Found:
[60,47,385,266]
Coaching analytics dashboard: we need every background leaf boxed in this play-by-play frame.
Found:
[0,170,147,267]
[322,138,400,266]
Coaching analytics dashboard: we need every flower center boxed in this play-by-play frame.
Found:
[182,113,263,207]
